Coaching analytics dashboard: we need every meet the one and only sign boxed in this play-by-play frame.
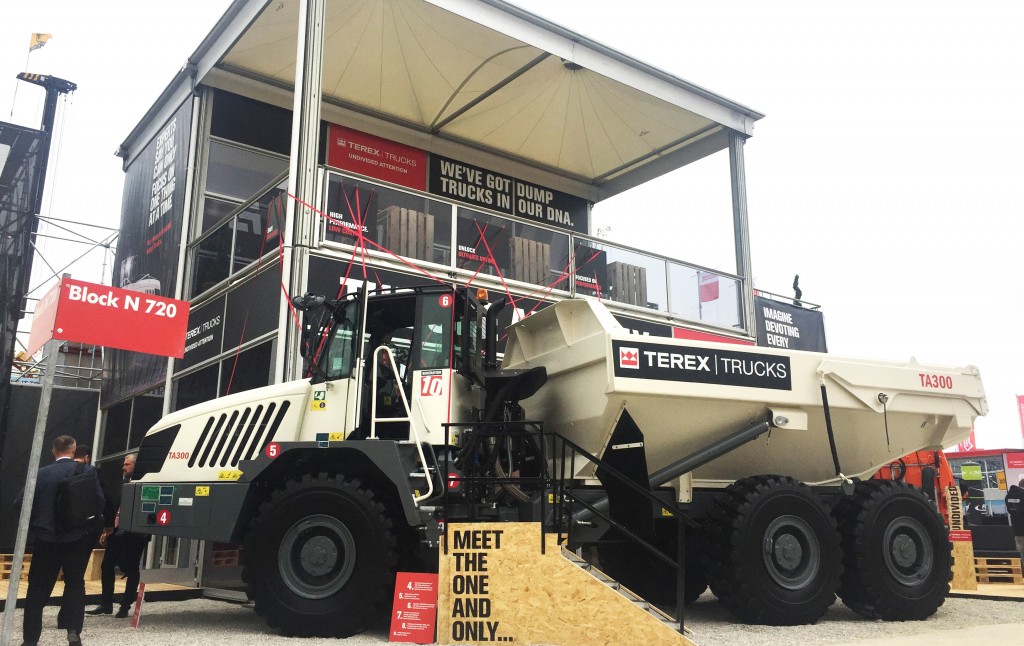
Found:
[26,276,190,358]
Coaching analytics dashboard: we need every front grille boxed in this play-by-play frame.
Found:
[188,400,292,469]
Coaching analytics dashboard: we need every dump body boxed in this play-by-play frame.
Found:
[502,298,987,485]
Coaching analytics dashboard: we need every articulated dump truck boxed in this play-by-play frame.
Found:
[121,285,986,636]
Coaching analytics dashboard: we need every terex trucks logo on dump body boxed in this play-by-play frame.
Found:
[619,347,640,369]
[612,340,792,391]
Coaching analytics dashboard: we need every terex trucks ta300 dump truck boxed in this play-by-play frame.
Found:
[121,285,986,636]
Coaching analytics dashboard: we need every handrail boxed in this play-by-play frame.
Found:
[440,418,689,633]
[551,431,700,530]
[369,345,433,503]
[547,428,690,632]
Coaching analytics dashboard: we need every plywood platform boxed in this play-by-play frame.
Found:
[951,583,1024,601]
[438,523,694,646]
[0,577,200,610]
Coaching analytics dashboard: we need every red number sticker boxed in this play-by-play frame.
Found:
[157,510,171,526]
[438,294,452,308]
[420,374,443,397]
[265,442,281,458]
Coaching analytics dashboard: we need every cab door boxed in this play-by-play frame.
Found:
[406,292,457,446]
[357,290,457,444]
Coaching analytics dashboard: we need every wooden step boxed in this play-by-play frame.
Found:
[974,556,1023,583]
[3,550,104,582]
[975,556,1021,567]
[1,554,31,581]
[977,574,1024,584]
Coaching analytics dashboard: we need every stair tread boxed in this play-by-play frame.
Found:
[560,547,684,628]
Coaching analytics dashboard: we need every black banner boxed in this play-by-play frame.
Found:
[429,155,588,233]
[102,100,193,406]
[178,295,225,371]
[754,296,827,353]
[573,243,607,297]
[612,340,792,390]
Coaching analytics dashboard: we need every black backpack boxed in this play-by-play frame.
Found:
[55,462,100,532]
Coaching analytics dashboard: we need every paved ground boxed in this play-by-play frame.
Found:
[2,592,1023,646]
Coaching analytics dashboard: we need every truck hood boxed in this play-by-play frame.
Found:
[147,379,313,436]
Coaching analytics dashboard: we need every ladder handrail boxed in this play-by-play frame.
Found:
[370,345,433,503]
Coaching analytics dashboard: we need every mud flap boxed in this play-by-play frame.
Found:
[596,408,654,539]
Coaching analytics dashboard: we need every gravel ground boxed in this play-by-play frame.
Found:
[3,593,1023,646]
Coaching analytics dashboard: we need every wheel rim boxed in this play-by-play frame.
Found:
[762,514,820,590]
[881,517,932,586]
[278,514,356,599]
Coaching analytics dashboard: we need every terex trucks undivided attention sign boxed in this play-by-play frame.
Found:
[613,339,792,390]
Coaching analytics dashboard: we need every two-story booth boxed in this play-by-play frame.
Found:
[99,0,766,583]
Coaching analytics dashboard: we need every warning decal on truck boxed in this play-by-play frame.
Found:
[613,340,792,390]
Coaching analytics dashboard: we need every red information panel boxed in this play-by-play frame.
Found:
[1006,453,1024,469]
[389,572,438,644]
[949,530,973,542]
[52,277,190,358]
[327,124,427,191]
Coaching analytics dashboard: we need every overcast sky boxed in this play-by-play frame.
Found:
[3,0,1020,448]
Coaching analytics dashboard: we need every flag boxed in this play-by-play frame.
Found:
[952,427,976,453]
[698,271,719,303]
[29,33,51,52]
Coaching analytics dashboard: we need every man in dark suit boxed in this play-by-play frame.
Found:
[86,452,149,619]
[21,435,104,646]
[56,444,101,631]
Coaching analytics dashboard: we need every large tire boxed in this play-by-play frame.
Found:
[834,479,951,620]
[242,473,398,637]
[705,475,841,625]
[597,521,707,607]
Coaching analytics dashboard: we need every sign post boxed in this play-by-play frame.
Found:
[1,338,61,643]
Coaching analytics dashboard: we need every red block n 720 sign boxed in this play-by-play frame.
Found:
[45,277,190,358]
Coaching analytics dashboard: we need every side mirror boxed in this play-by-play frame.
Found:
[291,293,326,311]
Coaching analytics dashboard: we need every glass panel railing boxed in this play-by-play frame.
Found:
[323,173,452,267]
[668,263,743,330]
[455,208,571,291]
[313,170,748,334]
[580,242,668,313]
[233,178,288,273]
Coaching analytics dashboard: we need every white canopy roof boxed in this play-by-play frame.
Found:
[122,0,763,201]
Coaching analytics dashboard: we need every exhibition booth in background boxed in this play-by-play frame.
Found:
[946,448,1024,555]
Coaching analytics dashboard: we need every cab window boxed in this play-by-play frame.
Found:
[322,301,358,380]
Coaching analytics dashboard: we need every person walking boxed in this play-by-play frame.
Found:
[57,443,101,631]
[1005,476,1024,562]
[86,453,149,619]
[21,435,104,646]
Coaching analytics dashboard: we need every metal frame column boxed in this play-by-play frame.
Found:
[276,0,325,383]
[729,131,756,335]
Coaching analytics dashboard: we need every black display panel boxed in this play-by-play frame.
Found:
[429,155,588,233]
[103,99,193,406]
